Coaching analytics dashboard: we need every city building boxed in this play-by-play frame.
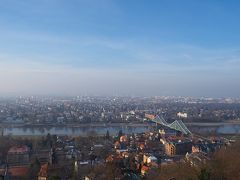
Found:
[38,163,48,180]
[177,112,188,118]
[7,145,30,165]
[164,139,192,156]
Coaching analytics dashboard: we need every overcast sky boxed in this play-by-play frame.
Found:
[0,0,240,97]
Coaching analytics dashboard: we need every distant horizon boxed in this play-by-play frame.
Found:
[1,1,240,97]
[0,94,239,100]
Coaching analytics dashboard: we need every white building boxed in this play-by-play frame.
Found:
[177,112,188,118]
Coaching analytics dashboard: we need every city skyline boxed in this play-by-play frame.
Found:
[0,0,240,97]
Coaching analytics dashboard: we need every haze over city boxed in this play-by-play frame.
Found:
[1,1,240,179]
[1,0,240,97]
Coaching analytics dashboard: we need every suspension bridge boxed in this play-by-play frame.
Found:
[151,116,192,135]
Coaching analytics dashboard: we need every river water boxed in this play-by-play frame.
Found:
[188,124,240,134]
[2,124,240,136]
[3,125,151,136]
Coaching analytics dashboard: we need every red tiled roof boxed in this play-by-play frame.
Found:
[120,135,127,142]
[141,165,149,172]
[8,145,29,154]
[145,114,156,120]
[106,155,114,162]
[139,144,145,149]
[8,166,29,177]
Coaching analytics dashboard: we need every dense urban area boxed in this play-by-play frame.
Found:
[0,96,240,179]
[1,96,240,126]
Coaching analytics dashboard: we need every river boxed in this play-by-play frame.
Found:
[1,123,240,136]
[2,125,152,136]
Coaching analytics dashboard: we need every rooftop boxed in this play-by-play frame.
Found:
[8,166,29,177]
[8,145,29,154]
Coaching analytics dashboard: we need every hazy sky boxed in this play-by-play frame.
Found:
[0,0,240,97]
